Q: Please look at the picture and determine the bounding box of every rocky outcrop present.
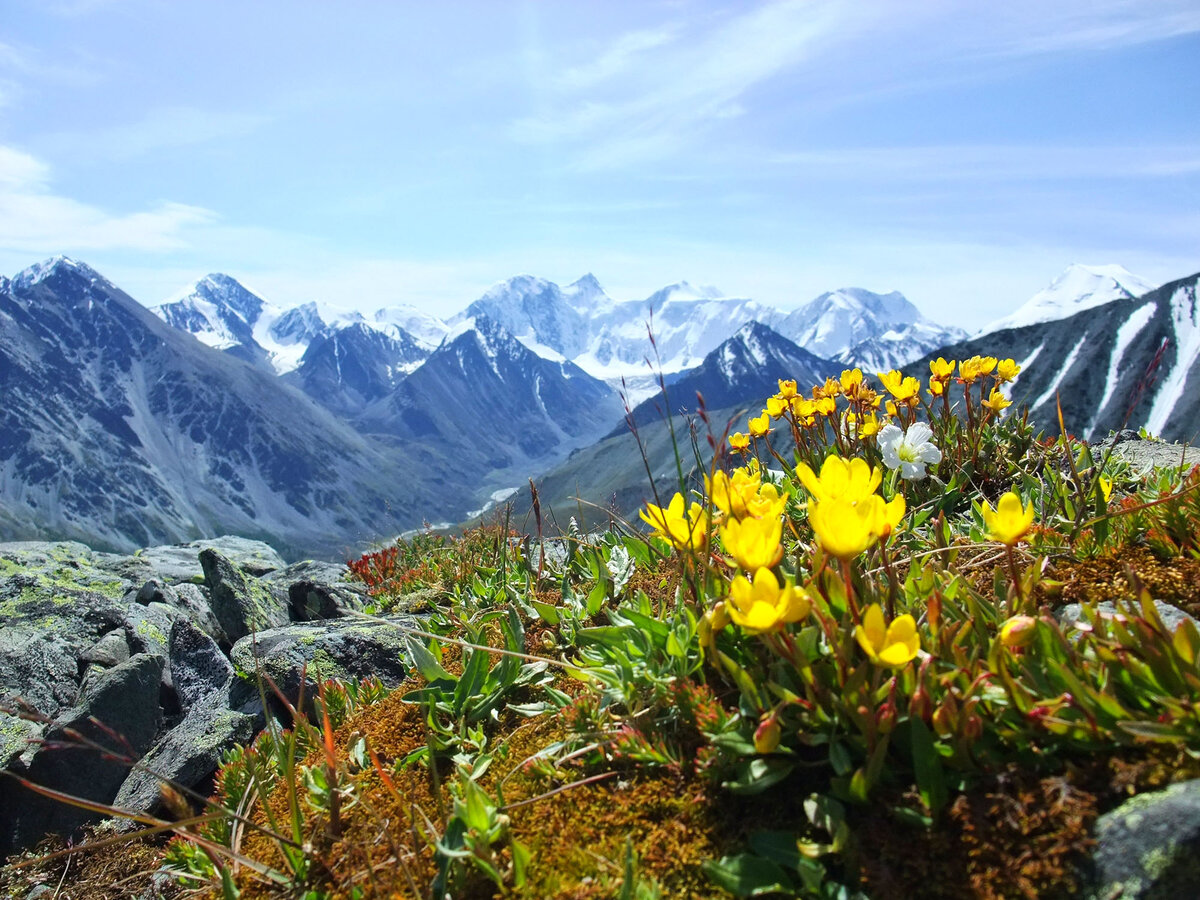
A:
[0,535,416,858]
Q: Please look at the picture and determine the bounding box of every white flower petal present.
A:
[906,422,934,445]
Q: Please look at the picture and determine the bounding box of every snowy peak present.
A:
[153,273,267,354]
[776,286,945,362]
[982,264,1158,334]
[643,280,724,310]
[12,256,101,291]
[372,304,449,349]
[269,301,327,347]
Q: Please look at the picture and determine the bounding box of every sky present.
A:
[1,0,1198,331]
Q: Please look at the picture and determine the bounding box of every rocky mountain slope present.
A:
[0,258,443,556]
[908,272,1200,443]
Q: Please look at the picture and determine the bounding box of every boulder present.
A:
[1092,432,1200,474]
[262,559,368,619]
[81,629,132,668]
[134,537,287,585]
[112,685,258,821]
[200,549,290,645]
[136,578,225,643]
[1084,779,1200,899]
[170,618,233,714]
[0,553,130,719]
[229,617,416,705]
[1,653,163,855]
[1056,600,1199,635]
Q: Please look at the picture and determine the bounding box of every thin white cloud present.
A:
[0,143,216,252]
[557,26,681,91]
[511,0,845,168]
[770,144,1200,182]
[985,2,1200,56]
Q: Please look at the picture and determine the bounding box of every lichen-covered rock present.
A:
[1,653,163,855]
[81,628,132,668]
[135,537,287,585]
[0,549,131,719]
[1056,600,1199,635]
[112,686,257,820]
[200,549,290,645]
[1092,432,1200,474]
[262,559,367,620]
[1083,779,1200,899]
[170,618,233,714]
[136,578,225,642]
[0,710,41,772]
[229,617,416,704]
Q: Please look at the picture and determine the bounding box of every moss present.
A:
[135,618,167,646]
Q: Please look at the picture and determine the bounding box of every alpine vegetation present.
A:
[6,349,1200,899]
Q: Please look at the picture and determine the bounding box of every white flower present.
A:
[878,422,942,480]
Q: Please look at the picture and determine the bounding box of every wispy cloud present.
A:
[510,0,845,169]
[770,144,1200,182]
[984,2,1200,56]
[0,144,216,252]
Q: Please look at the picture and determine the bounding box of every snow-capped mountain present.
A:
[0,258,445,555]
[452,274,959,403]
[152,274,338,375]
[372,303,449,349]
[283,322,429,417]
[621,321,839,432]
[775,287,966,369]
[980,264,1158,335]
[355,315,625,500]
[908,271,1200,442]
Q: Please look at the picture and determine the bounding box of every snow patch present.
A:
[1089,302,1156,437]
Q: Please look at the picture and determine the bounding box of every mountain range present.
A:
[2,255,1195,555]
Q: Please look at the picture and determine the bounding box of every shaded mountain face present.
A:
[0,258,440,557]
[620,321,840,433]
[354,315,625,496]
[282,322,428,417]
[906,273,1200,443]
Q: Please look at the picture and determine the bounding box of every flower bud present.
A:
[754,714,781,754]
[999,615,1037,649]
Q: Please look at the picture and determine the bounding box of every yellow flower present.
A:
[796,455,882,505]
[728,432,750,452]
[878,370,921,404]
[790,396,816,420]
[727,568,811,633]
[766,395,788,418]
[748,411,770,437]
[706,467,757,517]
[929,357,956,380]
[982,491,1035,546]
[809,495,884,560]
[928,378,946,398]
[996,358,1021,382]
[998,615,1037,649]
[1099,475,1113,503]
[815,396,838,417]
[640,493,709,553]
[873,493,906,540]
[722,514,784,571]
[980,388,1012,413]
[855,604,920,668]
[839,368,863,396]
[960,355,998,383]
[698,602,730,652]
[814,376,842,399]
[777,379,797,399]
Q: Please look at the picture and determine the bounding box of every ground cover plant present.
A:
[6,355,1200,899]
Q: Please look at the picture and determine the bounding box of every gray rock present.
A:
[1092,433,1200,474]
[0,709,41,772]
[135,537,287,585]
[124,602,181,660]
[1056,600,1199,635]
[136,578,225,642]
[112,687,257,821]
[200,549,290,645]
[1084,779,1200,899]
[81,628,132,668]
[0,554,130,719]
[229,616,417,705]
[262,559,367,620]
[170,618,233,714]
[1,653,164,854]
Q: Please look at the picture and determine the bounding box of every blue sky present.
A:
[1,0,1197,330]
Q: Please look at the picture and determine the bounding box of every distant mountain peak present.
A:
[981,263,1157,334]
[12,256,99,290]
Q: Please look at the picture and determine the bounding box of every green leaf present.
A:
[747,830,803,870]
[909,717,947,814]
[586,580,608,616]
[529,598,560,625]
[703,854,792,897]
[511,838,530,888]
[724,757,795,795]
[403,636,453,684]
